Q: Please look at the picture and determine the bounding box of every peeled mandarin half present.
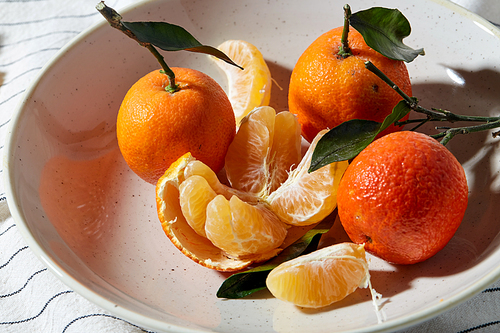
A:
[156,153,256,271]
[266,242,370,308]
[212,40,272,126]
[268,130,349,226]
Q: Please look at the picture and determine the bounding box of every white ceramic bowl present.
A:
[5,0,500,332]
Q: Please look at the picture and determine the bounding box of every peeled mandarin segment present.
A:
[156,154,254,272]
[179,175,217,238]
[184,160,260,204]
[269,130,349,226]
[213,40,272,125]
[205,195,287,259]
[158,152,195,188]
[266,243,370,308]
[268,111,302,193]
[184,160,221,191]
[225,106,276,195]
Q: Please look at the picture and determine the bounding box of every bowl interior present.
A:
[6,0,500,332]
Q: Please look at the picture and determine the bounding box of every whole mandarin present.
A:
[289,26,412,142]
[337,131,468,265]
[117,67,236,184]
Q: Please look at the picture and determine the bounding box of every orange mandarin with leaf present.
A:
[117,67,235,184]
[288,26,412,142]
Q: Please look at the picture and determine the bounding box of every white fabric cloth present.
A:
[0,1,499,332]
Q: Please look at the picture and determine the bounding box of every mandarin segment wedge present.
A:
[179,175,217,238]
[269,130,349,226]
[212,40,272,126]
[266,242,370,308]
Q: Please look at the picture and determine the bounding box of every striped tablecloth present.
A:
[1,1,500,332]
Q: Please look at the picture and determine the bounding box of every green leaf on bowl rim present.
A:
[122,21,243,69]
[350,7,425,62]
[216,217,335,299]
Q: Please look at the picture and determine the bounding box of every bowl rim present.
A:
[4,0,500,332]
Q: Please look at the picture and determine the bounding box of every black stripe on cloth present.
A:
[0,224,16,237]
[0,290,74,325]
[483,287,500,293]
[0,119,11,128]
[0,90,25,106]
[0,246,28,269]
[0,47,61,67]
[62,314,157,333]
[0,195,6,200]
[0,12,98,26]
[1,67,42,86]
[0,268,47,298]
[0,31,79,48]
[457,321,500,333]
[0,0,45,3]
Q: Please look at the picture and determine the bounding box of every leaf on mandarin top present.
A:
[216,218,335,299]
[122,21,243,69]
[309,100,412,172]
[350,7,425,62]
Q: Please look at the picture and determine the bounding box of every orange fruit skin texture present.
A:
[117,68,236,184]
[288,27,412,143]
[337,131,468,265]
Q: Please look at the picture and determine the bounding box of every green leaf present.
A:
[309,119,380,172]
[216,218,335,299]
[350,7,424,62]
[122,21,243,69]
[308,100,412,172]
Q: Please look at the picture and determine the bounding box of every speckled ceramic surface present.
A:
[5,0,500,332]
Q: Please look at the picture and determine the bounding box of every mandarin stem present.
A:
[431,120,500,145]
[364,60,500,144]
[364,61,414,105]
[339,4,352,57]
[96,1,179,92]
